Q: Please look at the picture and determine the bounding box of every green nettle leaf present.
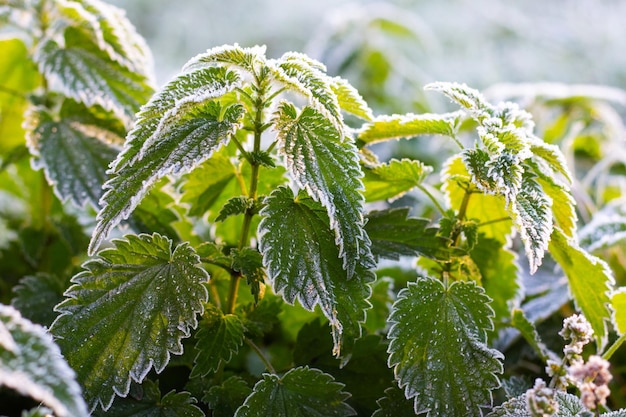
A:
[51,233,208,411]
[274,103,367,278]
[182,44,266,74]
[358,112,461,145]
[486,391,587,417]
[216,196,255,222]
[191,304,245,378]
[579,198,626,252]
[91,98,244,254]
[387,276,503,417]
[35,27,153,121]
[234,366,356,417]
[425,82,489,114]
[0,305,89,417]
[92,380,203,417]
[365,207,454,261]
[11,273,66,327]
[535,174,576,238]
[612,288,626,335]
[372,386,416,417]
[510,309,558,363]
[231,247,266,302]
[362,158,433,202]
[203,376,252,417]
[330,76,373,121]
[259,187,374,357]
[126,186,180,240]
[548,228,614,349]
[26,108,120,207]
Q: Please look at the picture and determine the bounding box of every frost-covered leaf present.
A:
[528,136,572,184]
[91,100,244,254]
[191,304,245,378]
[203,376,252,417]
[11,273,65,327]
[579,198,626,252]
[92,380,203,417]
[362,158,432,202]
[216,196,255,222]
[26,107,120,208]
[511,309,558,363]
[425,82,490,114]
[330,76,373,121]
[358,112,461,145]
[365,207,454,261]
[36,27,153,121]
[612,288,626,335]
[486,391,587,417]
[259,187,374,358]
[549,228,614,349]
[183,44,266,73]
[0,304,89,417]
[387,276,503,417]
[372,386,416,417]
[535,173,577,238]
[274,103,367,278]
[51,233,208,411]
[234,366,356,417]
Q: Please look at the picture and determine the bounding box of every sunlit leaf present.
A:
[51,233,208,411]
[510,309,558,363]
[0,304,89,417]
[362,158,432,202]
[330,76,373,121]
[183,44,267,74]
[274,103,367,278]
[548,227,614,349]
[579,198,626,252]
[216,196,255,222]
[425,82,490,114]
[358,112,461,145]
[387,276,503,417]
[611,288,626,335]
[234,366,356,417]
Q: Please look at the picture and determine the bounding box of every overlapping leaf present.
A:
[549,228,614,349]
[11,273,65,327]
[259,187,374,358]
[0,304,89,417]
[234,366,356,417]
[510,309,558,363]
[51,233,208,411]
[425,82,490,114]
[273,103,367,278]
[579,198,626,252]
[387,276,503,417]
[362,158,432,202]
[372,386,416,417]
[358,112,461,145]
[487,391,587,417]
[330,76,373,121]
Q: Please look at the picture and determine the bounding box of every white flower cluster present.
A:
[526,378,559,417]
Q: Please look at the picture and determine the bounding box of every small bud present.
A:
[568,355,612,410]
[526,378,559,417]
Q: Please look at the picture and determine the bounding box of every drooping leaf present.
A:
[548,227,614,349]
[92,380,203,417]
[191,304,245,378]
[259,187,374,358]
[273,103,367,278]
[231,247,266,303]
[234,366,356,417]
[510,309,558,363]
[371,386,416,417]
[51,233,208,411]
[26,107,120,208]
[365,207,454,261]
[36,27,153,121]
[611,288,626,335]
[91,100,244,254]
[387,276,503,417]
[330,76,373,121]
[203,376,252,417]
[358,112,461,145]
[11,273,66,327]
[362,158,432,202]
[0,304,89,417]
[486,391,587,417]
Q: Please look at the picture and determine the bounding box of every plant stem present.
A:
[416,184,446,216]
[603,333,626,361]
[245,338,276,374]
[478,216,511,228]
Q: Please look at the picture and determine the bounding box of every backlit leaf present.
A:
[387,276,503,417]
[51,233,208,411]
[612,288,626,335]
[259,187,374,358]
[183,44,266,74]
[273,103,367,278]
[358,112,461,145]
[234,366,356,417]
[362,158,432,202]
[191,304,245,378]
[231,247,266,303]
[0,304,89,417]
[216,196,255,222]
[548,227,614,349]
[330,76,373,121]
[425,82,490,114]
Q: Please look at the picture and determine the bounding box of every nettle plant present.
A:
[1,1,626,416]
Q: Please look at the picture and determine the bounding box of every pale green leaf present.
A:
[579,198,626,252]
[273,103,367,278]
[330,76,373,121]
[11,273,65,327]
[191,304,245,378]
[528,135,573,184]
[234,366,356,417]
[36,27,153,121]
[511,309,558,363]
[548,227,614,349]
[0,304,89,417]
[259,187,374,358]
[425,82,490,114]
[183,44,267,74]
[365,207,454,261]
[91,101,244,254]
[203,376,252,417]
[358,112,461,145]
[535,173,577,238]
[611,288,626,335]
[362,158,432,202]
[92,380,203,417]
[387,276,503,417]
[51,233,208,411]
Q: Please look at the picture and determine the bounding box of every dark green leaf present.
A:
[372,386,416,417]
[191,304,245,378]
[0,305,89,417]
[259,187,374,358]
[365,207,454,261]
[358,112,460,145]
[11,273,66,327]
[364,277,394,334]
[51,233,208,411]
[362,158,432,202]
[511,309,558,363]
[231,247,266,303]
[239,294,283,338]
[216,197,255,222]
[387,276,503,417]
[126,186,180,240]
[273,103,368,278]
[203,376,252,417]
[234,366,356,417]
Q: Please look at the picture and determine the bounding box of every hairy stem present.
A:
[245,338,276,374]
